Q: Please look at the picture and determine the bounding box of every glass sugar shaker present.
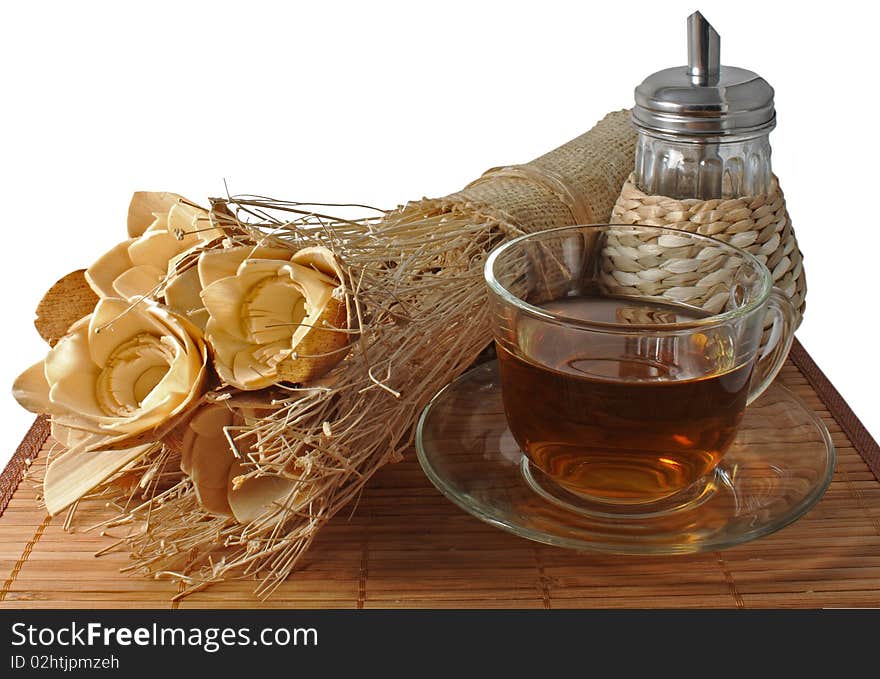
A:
[632,11,776,200]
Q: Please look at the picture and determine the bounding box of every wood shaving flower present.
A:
[199,246,351,390]
[13,297,208,454]
[86,192,224,328]
[181,403,296,521]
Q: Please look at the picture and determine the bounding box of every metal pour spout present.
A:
[688,11,720,86]
[632,11,776,199]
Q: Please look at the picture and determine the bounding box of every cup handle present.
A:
[746,288,797,406]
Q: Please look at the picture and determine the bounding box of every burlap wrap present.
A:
[406,110,636,237]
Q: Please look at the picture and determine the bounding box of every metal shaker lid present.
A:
[632,11,776,137]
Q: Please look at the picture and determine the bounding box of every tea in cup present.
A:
[485,224,795,508]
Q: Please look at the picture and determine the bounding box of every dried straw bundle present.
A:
[28,110,636,598]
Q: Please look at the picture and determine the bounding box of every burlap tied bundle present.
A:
[609,174,807,324]
[406,109,636,238]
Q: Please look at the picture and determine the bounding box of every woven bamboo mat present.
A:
[1,339,878,609]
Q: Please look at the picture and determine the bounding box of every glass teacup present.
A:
[485,224,796,511]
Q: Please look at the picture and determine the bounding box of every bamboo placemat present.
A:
[1,339,878,609]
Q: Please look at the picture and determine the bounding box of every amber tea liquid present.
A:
[497,296,754,504]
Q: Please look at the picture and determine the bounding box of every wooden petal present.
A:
[127,231,188,269]
[43,443,152,516]
[276,293,350,384]
[200,272,253,338]
[180,426,195,476]
[111,265,165,300]
[188,406,235,517]
[34,270,99,346]
[166,203,223,243]
[50,420,81,449]
[127,192,185,238]
[231,340,288,390]
[189,308,210,329]
[43,317,105,420]
[163,267,206,329]
[188,403,234,437]
[194,483,232,518]
[12,361,53,415]
[291,246,346,284]
[204,322,265,389]
[85,241,136,299]
[197,246,292,289]
[87,406,186,452]
[227,461,296,523]
[291,244,355,342]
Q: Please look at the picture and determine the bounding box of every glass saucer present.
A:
[415,361,835,555]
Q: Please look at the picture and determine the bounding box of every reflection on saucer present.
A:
[415,361,834,555]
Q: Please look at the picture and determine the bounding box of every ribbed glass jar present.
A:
[634,129,773,200]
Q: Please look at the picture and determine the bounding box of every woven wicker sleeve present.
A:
[611,174,807,322]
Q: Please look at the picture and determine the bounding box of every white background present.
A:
[1,0,877,468]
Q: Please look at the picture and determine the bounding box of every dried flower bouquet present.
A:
[12,111,635,598]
